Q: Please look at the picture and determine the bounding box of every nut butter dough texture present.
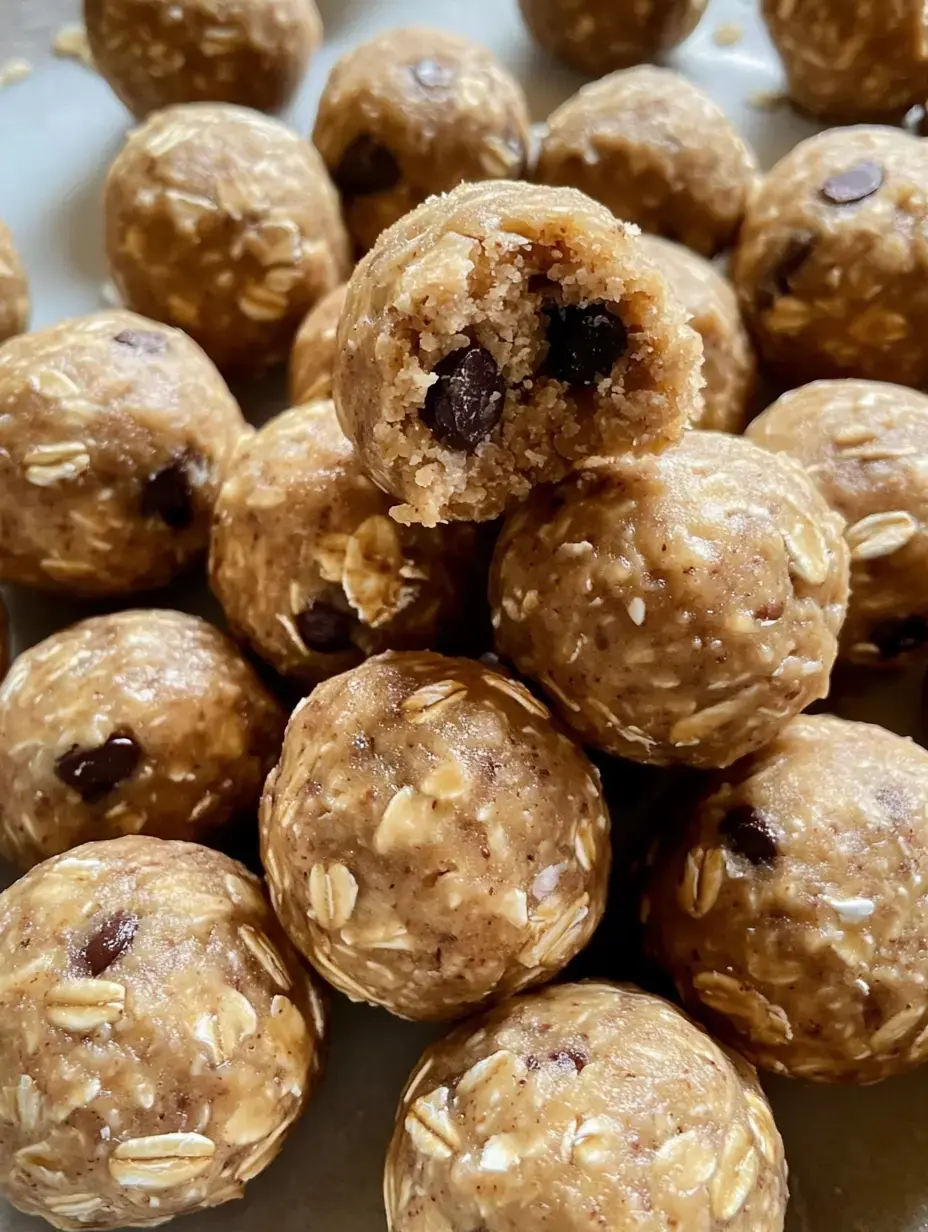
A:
[105,103,350,374]
[733,126,928,390]
[289,283,347,405]
[748,379,928,666]
[491,431,849,768]
[335,180,702,526]
[536,68,758,258]
[647,715,928,1083]
[0,310,245,597]
[385,981,788,1232]
[85,0,323,118]
[0,610,285,869]
[0,218,29,345]
[0,836,325,1230]
[261,652,611,1020]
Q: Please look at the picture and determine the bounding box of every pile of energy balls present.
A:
[1,0,928,1228]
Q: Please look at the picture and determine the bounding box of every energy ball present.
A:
[0,836,325,1229]
[289,283,346,405]
[639,235,755,432]
[85,0,323,118]
[733,126,928,390]
[0,310,245,596]
[105,103,350,375]
[646,715,928,1083]
[0,610,285,870]
[385,982,788,1232]
[536,68,758,258]
[335,180,702,526]
[748,380,928,666]
[491,431,849,768]
[0,218,29,345]
[517,0,708,76]
[313,27,530,254]
[261,652,611,1020]
[209,401,484,685]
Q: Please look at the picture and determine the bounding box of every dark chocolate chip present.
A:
[411,58,454,89]
[113,329,167,354]
[872,614,928,659]
[756,235,815,311]
[295,602,355,653]
[754,600,785,623]
[821,161,884,206]
[420,345,506,452]
[333,134,402,196]
[55,733,143,803]
[140,458,194,529]
[549,1048,589,1072]
[719,805,778,866]
[542,302,628,386]
[82,912,139,976]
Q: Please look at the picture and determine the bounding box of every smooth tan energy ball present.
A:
[105,103,350,375]
[0,610,285,869]
[85,0,323,118]
[289,283,346,405]
[0,836,325,1230]
[0,218,29,345]
[491,431,849,768]
[385,982,788,1232]
[261,652,611,1021]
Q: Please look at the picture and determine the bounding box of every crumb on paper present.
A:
[750,88,788,111]
[0,59,33,89]
[713,23,744,48]
[53,24,95,69]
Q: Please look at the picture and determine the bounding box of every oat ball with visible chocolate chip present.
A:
[289,283,346,405]
[491,431,849,768]
[312,27,530,255]
[646,715,928,1083]
[0,310,246,596]
[0,218,29,345]
[0,610,285,870]
[261,651,611,1020]
[0,835,325,1229]
[85,0,322,118]
[105,103,350,375]
[335,180,702,526]
[748,380,928,666]
[209,400,485,686]
[386,981,787,1232]
[733,126,928,389]
[536,68,758,258]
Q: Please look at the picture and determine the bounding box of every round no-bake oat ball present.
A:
[0,310,245,596]
[104,103,350,374]
[313,27,530,255]
[209,400,484,685]
[0,218,29,345]
[385,981,788,1232]
[261,652,611,1020]
[536,68,758,258]
[748,380,928,666]
[517,0,708,76]
[0,836,325,1230]
[85,0,323,118]
[289,283,346,405]
[733,125,928,389]
[646,715,928,1083]
[335,180,702,526]
[491,431,849,768]
[0,610,284,869]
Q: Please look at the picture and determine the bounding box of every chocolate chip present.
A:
[756,235,815,311]
[421,345,506,452]
[55,733,143,803]
[333,134,402,196]
[82,912,139,976]
[754,600,785,623]
[720,805,778,866]
[821,161,884,205]
[140,458,194,529]
[872,614,928,659]
[549,1048,589,1072]
[542,302,628,386]
[295,602,355,653]
[113,329,167,354]
[411,58,454,89]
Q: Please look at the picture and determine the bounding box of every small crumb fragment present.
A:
[713,23,744,48]
[53,24,95,69]
[749,89,787,112]
[0,58,33,89]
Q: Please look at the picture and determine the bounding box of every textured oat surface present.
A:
[288,283,346,405]
[0,220,29,346]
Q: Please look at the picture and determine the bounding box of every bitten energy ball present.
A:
[0,610,284,869]
[748,380,928,666]
[491,431,849,768]
[313,27,530,254]
[0,836,325,1229]
[85,0,323,118]
[385,982,788,1231]
[733,126,928,389]
[537,68,758,258]
[105,103,350,374]
[289,283,346,405]
[335,180,702,526]
[210,401,483,685]
[647,715,928,1083]
[518,0,708,76]
[0,310,245,596]
[0,218,29,345]
[639,235,755,432]
[261,652,610,1020]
